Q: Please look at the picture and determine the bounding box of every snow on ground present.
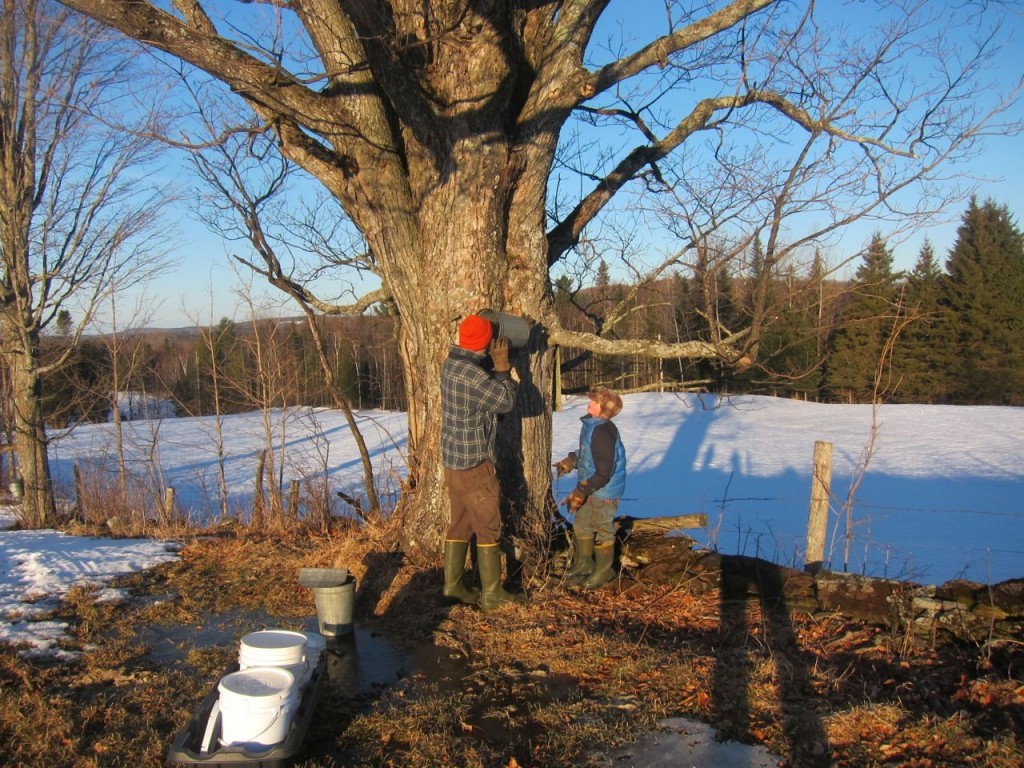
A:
[0,506,179,657]
[2,393,1023,656]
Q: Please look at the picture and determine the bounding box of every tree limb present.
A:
[541,307,748,365]
[588,0,777,96]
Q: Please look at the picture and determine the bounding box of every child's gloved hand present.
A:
[553,452,576,477]
[562,489,587,512]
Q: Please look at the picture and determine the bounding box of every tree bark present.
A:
[6,345,56,527]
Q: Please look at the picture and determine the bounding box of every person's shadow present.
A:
[714,554,832,767]
[612,394,832,765]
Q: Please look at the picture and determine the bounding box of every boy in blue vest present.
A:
[554,389,626,589]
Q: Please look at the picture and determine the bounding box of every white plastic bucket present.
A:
[299,632,326,687]
[239,630,308,688]
[217,667,297,749]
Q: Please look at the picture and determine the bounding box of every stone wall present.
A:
[617,531,1024,644]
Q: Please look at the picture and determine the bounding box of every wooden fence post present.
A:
[73,464,84,520]
[289,480,301,519]
[163,487,175,523]
[805,440,833,574]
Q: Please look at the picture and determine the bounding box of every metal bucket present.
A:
[312,579,355,636]
[479,308,531,348]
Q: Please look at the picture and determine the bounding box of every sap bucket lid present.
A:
[479,308,531,348]
[240,629,308,659]
[298,567,349,588]
[218,666,296,701]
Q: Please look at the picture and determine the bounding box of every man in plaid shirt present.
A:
[440,314,524,610]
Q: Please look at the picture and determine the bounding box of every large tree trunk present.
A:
[7,345,56,528]
[291,9,564,563]
[373,160,557,562]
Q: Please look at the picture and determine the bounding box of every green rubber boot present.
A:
[564,534,595,586]
[478,543,526,611]
[443,540,480,605]
[583,543,616,589]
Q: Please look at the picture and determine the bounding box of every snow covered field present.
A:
[44,394,1024,584]
[2,393,1022,654]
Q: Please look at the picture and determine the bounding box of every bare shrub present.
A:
[68,460,180,537]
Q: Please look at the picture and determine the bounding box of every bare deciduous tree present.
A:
[59,0,1021,556]
[104,290,153,517]
[0,0,170,526]
[186,121,383,517]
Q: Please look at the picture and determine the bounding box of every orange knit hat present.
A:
[459,315,493,352]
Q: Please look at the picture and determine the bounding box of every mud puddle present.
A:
[137,611,407,700]
[141,616,784,766]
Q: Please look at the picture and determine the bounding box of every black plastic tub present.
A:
[166,656,326,767]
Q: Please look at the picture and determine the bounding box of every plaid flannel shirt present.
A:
[441,345,517,470]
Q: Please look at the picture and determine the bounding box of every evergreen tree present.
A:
[940,198,1024,404]
[825,233,900,402]
[334,341,362,407]
[55,310,73,339]
[890,239,947,402]
[742,235,773,317]
[40,338,109,426]
[745,254,832,400]
[684,245,741,388]
[553,275,574,314]
[171,318,249,415]
[749,235,767,283]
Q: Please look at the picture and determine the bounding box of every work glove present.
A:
[553,452,577,478]
[562,488,587,513]
[490,336,511,373]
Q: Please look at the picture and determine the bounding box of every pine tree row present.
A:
[555,197,1024,406]
[825,197,1024,405]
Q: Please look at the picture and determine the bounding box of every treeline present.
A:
[28,314,405,428]
[557,197,1024,406]
[14,197,1024,430]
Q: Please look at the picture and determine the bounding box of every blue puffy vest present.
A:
[577,416,626,499]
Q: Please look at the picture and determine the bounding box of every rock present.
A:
[988,578,1024,615]
[612,528,1024,645]
[815,571,904,626]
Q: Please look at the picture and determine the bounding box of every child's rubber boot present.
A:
[583,543,616,589]
[565,535,595,587]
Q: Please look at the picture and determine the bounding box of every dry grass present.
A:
[0,528,1021,767]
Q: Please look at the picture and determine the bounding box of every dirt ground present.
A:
[1,529,1022,767]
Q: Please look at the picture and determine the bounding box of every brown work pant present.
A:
[444,460,501,545]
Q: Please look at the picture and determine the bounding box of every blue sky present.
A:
[128,1,1024,329]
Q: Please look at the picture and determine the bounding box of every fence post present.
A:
[289,480,301,518]
[805,440,832,574]
[73,464,84,520]
[163,487,175,523]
